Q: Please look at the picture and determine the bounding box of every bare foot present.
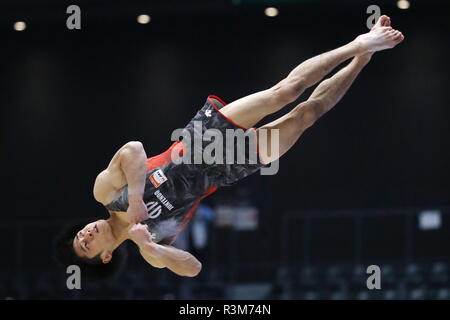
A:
[355,26,405,53]
[372,15,391,29]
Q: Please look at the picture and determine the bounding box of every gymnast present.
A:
[55,15,404,282]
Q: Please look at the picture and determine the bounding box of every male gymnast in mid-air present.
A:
[55,16,404,281]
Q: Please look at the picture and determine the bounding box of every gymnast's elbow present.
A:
[120,141,146,159]
[124,141,144,151]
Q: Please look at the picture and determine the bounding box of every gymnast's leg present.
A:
[220,15,401,130]
[256,52,373,164]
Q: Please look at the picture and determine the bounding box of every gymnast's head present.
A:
[53,219,127,283]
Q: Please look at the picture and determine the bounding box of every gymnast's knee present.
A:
[271,77,305,106]
[292,100,323,130]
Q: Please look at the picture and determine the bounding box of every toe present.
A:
[385,29,395,36]
[374,15,386,28]
[386,16,391,26]
[380,15,391,27]
[392,31,401,39]
[394,32,404,40]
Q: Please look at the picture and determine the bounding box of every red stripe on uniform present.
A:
[146,141,186,172]
[207,95,249,130]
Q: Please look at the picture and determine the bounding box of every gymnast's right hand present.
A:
[127,194,148,224]
[128,223,153,247]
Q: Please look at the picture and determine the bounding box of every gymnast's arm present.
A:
[93,141,149,223]
[93,141,147,204]
[130,224,202,277]
[139,243,202,277]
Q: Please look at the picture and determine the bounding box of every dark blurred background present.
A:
[1,0,449,300]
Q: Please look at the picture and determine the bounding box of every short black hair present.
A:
[53,221,128,286]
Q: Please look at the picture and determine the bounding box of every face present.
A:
[73,219,114,262]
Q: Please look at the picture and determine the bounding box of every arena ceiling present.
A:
[0,0,442,25]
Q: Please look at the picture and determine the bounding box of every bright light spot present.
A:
[265,7,279,17]
[14,21,26,31]
[137,14,151,24]
[419,210,442,230]
[397,0,410,9]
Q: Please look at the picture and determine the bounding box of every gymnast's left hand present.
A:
[128,223,153,247]
[127,193,148,224]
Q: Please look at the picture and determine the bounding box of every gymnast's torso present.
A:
[103,96,266,244]
[104,141,218,245]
